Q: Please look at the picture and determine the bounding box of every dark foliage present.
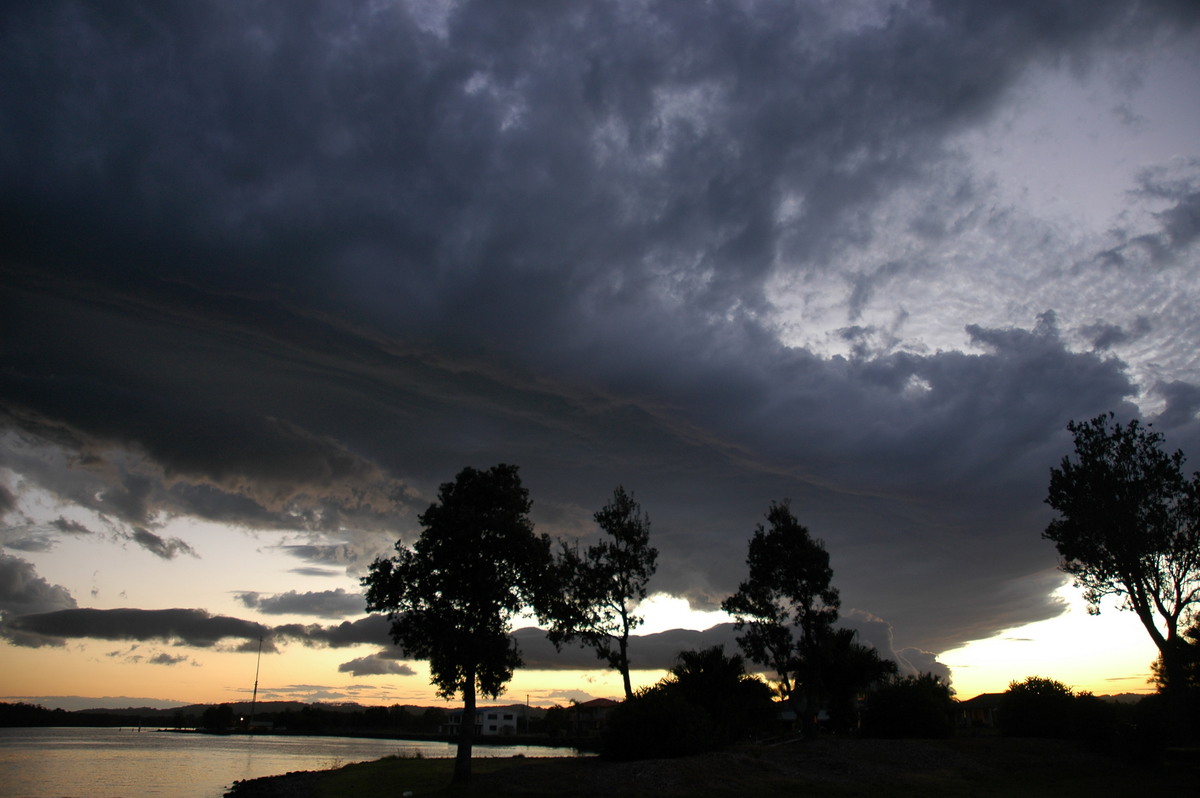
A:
[1151,620,1200,697]
[860,674,956,738]
[722,501,839,732]
[201,703,234,732]
[1044,414,1200,709]
[0,702,149,728]
[547,486,658,700]
[362,464,555,783]
[667,646,778,744]
[601,685,718,760]
[811,627,898,734]
[540,705,571,737]
[999,677,1076,738]
[601,646,777,759]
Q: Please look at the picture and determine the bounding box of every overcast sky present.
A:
[2,0,1199,707]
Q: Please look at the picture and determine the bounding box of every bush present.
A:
[999,677,1076,738]
[601,646,778,759]
[667,646,777,744]
[601,686,718,759]
[860,674,955,738]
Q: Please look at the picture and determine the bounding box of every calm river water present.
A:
[0,727,584,797]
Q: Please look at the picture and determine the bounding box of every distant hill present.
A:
[1,699,545,729]
[1096,693,1150,705]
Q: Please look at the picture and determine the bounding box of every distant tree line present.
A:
[0,700,459,737]
[0,702,151,728]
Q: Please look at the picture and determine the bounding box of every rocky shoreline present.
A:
[226,768,324,797]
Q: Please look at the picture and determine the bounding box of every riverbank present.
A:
[157,727,593,750]
[226,736,1199,797]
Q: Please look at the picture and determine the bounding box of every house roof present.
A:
[960,693,1004,708]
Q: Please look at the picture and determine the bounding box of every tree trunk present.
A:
[454,669,475,784]
[619,635,633,700]
[801,684,820,738]
[1160,643,1193,742]
[785,688,805,736]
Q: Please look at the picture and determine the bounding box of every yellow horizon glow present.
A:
[939,585,1159,699]
[2,584,1164,711]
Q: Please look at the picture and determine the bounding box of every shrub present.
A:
[601,685,718,759]
[860,674,955,738]
[667,646,777,744]
[999,676,1076,738]
[601,646,778,759]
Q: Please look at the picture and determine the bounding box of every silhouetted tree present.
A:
[1072,692,1123,752]
[200,703,234,732]
[861,674,956,738]
[420,706,447,732]
[812,627,898,733]
[363,705,390,728]
[602,684,716,760]
[602,646,775,759]
[667,645,778,744]
[722,500,839,734]
[362,464,553,784]
[1151,620,1200,693]
[548,486,657,700]
[1000,676,1076,738]
[1044,414,1200,721]
[541,704,570,736]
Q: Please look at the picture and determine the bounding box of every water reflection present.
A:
[0,727,585,798]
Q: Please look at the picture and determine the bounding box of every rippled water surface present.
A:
[0,726,581,797]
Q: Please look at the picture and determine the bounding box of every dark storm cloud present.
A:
[510,625,737,672]
[0,483,15,517]
[50,517,95,536]
[278,544,366,568]
[1,0,1198,662]
[290,567,343,578]
[104,645,195,667]
[838,610,952,684]
[273,614,393,649]
[1136,157,1200,251]
[130,528,197,560]
[1092,158,1200,268]
[511,614,948,680]
[0,554,78,642]
[1,537,56,554]
[1082,318,1152,351]
[338,654,418,677]
[0,605,397,651]
[237,588,364,619]
[148,652,192,666]
[3,608,268,649]
[1156,382,1200,432]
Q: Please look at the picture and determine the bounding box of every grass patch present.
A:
[250,737,1196,798]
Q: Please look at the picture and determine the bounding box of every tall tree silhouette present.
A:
[362,464,552,784]
[1044,413,1200,718]
[722,500,839,733]
[548,486,657,699]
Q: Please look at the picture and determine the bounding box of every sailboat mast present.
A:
[248,636,263,732]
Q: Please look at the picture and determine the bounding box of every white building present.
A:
[441,704,526,736]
